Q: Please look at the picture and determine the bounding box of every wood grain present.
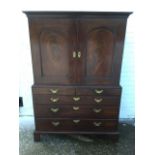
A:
[24,11,131,141]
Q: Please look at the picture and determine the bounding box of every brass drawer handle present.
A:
[52,121,60,126]
[50,108,59,113]
[93,122,102,127]
[73,106,79,111]
[73,119,80,123]
[94,98,103,103]
[77,51,81,58]
[93,108,102,113]
[50,89,59,94]
[94,89,104,94]
[50,97,59,103]
[73,51,76,58]
[73,96,80,102]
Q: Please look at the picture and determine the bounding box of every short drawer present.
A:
[76,87,121,96]
[34,104,119,119]
[33,95,120,106]
[32,86,75,95]
[35,118,118,132]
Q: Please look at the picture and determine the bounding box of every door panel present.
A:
[29,18,76,84]
[86,27,114,77]
[40,29,71,77]
[78,18,125,85]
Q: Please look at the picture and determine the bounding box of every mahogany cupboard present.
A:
[24,11,132,141]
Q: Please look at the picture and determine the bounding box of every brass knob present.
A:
[50,97,59,103]
[77,51,81,58]
[73,106,79,111]
[94,89,104,94]
[50,89,58,94]
[73,120,80,123]
[50,108,59,113]
[52,121,60,126]
[93,108,102,113]
[73,96,80,102]
[93,122,102,127]
[94,98,103,103]
[73,51,76,58]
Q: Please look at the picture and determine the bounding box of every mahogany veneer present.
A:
[24,11,132,141]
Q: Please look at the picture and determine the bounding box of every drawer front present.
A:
[32,86,75,95]
[35,105,119,119]
[36,118,118,132]
[76,87,121,96]
[33,95,73,104]
[33,94,120,105]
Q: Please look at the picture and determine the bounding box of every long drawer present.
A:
[34,104,119,119]
[35,118,118,132]
[33,94,120,105]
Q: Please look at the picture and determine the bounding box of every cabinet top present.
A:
[23,11,132,18]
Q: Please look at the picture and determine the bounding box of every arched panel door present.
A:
[30,19,76,84]
[78,20,116,85]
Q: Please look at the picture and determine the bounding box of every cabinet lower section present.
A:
[32,84,121,141]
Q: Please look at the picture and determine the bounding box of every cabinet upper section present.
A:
[24,11,132,85]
